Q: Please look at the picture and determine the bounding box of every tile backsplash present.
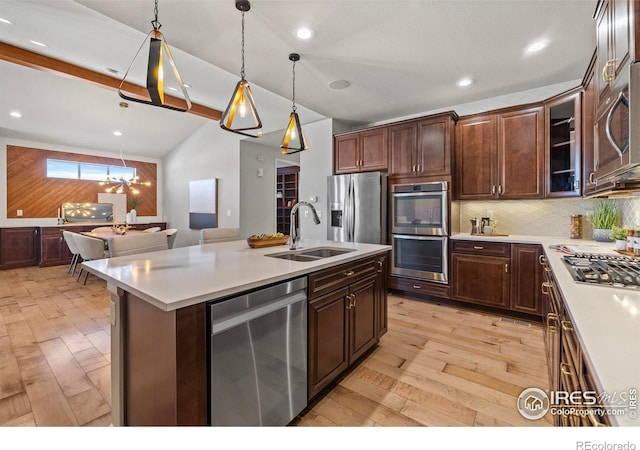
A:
[456,198,640,239]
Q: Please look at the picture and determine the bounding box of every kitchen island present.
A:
[453,234,640,427]
[81,238,391,426]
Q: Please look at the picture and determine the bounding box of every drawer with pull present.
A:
[308,256,378,299]
[451,239,510,257]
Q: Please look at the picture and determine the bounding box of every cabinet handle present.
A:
[589,172,595,185]
[345,294,353,309]
[412,285,421,289]
[498,185,503,194]
[412,165,416,172]
[544,266,552,273]
[34,229,38,236]
[504,263,509,273]
[541,281,550,295]
[574,179,580,191]
[602,58,616,83]
[417,164,422,172]
[491,185,496,194]
[377,260,383,273]
[538,255,546,265]
[344,270,355,276]
[473,246,484,250]
[351,293,357,308]
[547,312,558,332]
[560,362,575,377]
[561,320,573,332]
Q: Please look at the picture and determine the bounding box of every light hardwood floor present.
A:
[0,265,551,427]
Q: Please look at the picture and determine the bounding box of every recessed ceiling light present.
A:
[184,83,191,88]
[30,40,47,47]
[295,27,314,40]
[526,41,546,53]
[457,78,473,87]
[10,111,22,118]
[328,80,350,90]
[168,87,178,92]
[106,67,120,75]
[113,131,122,136]
[0,17,14,25]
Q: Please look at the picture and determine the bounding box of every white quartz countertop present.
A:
[81,238,391,312]
[454,233,640,426]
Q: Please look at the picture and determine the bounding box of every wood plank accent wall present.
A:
[6,145,157,218]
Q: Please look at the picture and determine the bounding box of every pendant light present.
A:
[281,53,308,154]
[118,0,191,112]
[99,102,152,195]
[219,0,263,138]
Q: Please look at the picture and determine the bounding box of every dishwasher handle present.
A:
[211,290,306,335]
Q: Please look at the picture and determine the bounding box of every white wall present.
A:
[163,122,243,247]
[239,140,299,238]
[0,135,163,227]
[298,119,335,240]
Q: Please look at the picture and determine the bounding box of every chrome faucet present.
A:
[289,201,321,250]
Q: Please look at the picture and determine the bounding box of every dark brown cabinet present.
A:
[545,89,582,197]
[389,113,456,178]
[334,128,388,174]
[40,227,74,267]
[510,244,543,315]
[595,0,635,110]
[450,247,510,309]
[307,254,387,400]
[540,255,610,427]
[0,227,40,269]
[450,240,544,315]
[455,106,544,200]
[375,253,388,338]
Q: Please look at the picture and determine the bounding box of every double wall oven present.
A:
[390,181,448,283]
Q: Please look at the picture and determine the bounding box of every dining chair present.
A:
[199,228,241,244]
[108,232,168,257]
[163,228,178,249]
[143,227,162,233]
[73,233,109,284]
[91,226,114,233]
[62,231,81,276]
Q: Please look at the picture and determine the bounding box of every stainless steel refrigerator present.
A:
[327,172,387,244]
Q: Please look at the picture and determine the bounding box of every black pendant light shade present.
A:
[118,0,191,112]
[220,0,263,138]
[281,53,308,154]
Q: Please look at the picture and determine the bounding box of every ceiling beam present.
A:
[0,42,222,122]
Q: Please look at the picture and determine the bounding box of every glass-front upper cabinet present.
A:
[544,89,582,197]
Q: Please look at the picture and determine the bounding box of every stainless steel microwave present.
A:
[594,61,640,183]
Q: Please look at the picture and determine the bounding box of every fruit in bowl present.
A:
[248,232,286,240]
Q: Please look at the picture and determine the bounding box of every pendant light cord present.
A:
[291,58,297,112]
[240,11,246,79]
[118,102,129,169]
[151,0,161,31]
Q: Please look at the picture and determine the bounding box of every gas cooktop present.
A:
[562,253,640,289]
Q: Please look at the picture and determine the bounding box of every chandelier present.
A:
[99,102,151,195]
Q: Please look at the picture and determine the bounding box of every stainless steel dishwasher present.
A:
[209,277,307,426]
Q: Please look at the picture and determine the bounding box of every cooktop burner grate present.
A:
[562,253,640,289]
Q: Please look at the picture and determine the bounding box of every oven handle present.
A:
[605,90,630,158]
[392,192,445,198]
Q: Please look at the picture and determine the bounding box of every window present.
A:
[46,159,136,181]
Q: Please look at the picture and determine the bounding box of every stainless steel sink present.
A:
[266,246,356,262]
[298,247,356,258]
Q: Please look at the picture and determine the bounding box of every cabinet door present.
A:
[450,252,510,309]
[0,228,40,269]
[611,0,631,82]
[455,116,497,200]
[41,233,65,266]
[510,244,543,315]
[348,276,378,363]
[416,118,451,177]
[360,128,388,172]
[375,254,388,339]
[334,134,360,174]
[308,287,349,400]
[596,0,612,104]
[497,106,544,199]
[545,92,582,198]
[583,55,599,196]
[388,123,417,176]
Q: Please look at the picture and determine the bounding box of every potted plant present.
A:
[590,202,621,242]
[128,196,144,223]
[610,226,628,250]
